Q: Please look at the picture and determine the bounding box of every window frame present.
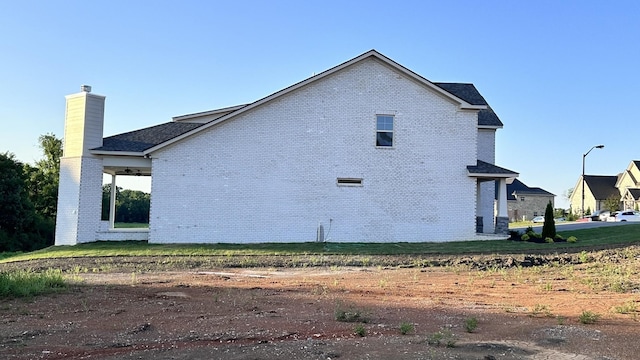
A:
[375,114,394,148]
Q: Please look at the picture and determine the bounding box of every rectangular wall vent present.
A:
[337,178,363,186]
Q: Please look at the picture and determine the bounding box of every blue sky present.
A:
[1,1,638,208]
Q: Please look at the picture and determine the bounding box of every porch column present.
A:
[109,174,117,229]
[495,178,509,234]
[476,181,483,233]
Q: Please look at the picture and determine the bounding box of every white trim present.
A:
[467,172,519,179]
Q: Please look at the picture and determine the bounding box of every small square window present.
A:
[520,196,525,202]
[376,115,394,147]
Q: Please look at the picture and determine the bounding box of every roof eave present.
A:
[90,150,146,157]
[468,172,519,179]
[478,125,502,130]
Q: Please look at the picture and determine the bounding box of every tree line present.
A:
[1,134,61,252]
[1,134,150,252]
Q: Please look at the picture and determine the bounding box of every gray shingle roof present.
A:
[93,122,205,152]
[467,160,518,176]
[506,178,554,201]
[583,175,619,200]
[433,83,503,127]
[628,188,640,200]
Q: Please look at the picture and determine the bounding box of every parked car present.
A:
[614,211,640,222]
[589,210,606,221]
[532,216,545,223]
[598,211,611,221]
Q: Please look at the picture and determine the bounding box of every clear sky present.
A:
[1,1,638,208]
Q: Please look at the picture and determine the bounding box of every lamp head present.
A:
[596,145,604,149]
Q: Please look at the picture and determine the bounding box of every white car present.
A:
[614,211,640,222]
[532,216,545,223]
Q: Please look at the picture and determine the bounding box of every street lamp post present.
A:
[582,144,605,218]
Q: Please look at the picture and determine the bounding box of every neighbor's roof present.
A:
[92,50,502,154]
[467,160,519,178]
[506,178,554,200]
[583,175,620,200]
[627,188,640,201]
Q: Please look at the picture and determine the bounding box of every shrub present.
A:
[335,302,369,323]
[427,329,456,347]
[541,201,556,240]
[521,234,530,241]
[508,230,522,241]
[400,322,414,335]
[554,234,565,242]
[579,311,600,324]
[545,237,554,243]
[567,236,578,243]
[354,324,366,337]
[464,317,478,333]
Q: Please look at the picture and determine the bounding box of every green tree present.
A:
[102,185,150,224]
[25,134,62,219]
[541,201,556,240]
[0,152,51,251]
[602,195,620,212]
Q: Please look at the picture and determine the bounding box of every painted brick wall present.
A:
[55,156,104,245]
[149,58,479,243]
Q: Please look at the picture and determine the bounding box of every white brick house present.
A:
[55,50,518,245]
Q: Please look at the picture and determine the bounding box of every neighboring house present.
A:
[569,175,620,215]
[615,161,640,211]
[504,178,554,221]
[54,50,518,246]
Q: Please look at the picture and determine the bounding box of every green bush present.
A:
[400,322,414,335]
[545,237,554,243]
[579,311,600,324]
[541,201,557,240]
[567,236,578,243]
[464,317,478,333]
[354,324,366,337]
[521,234,530,241]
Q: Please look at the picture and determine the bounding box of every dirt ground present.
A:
[1,256,639,359]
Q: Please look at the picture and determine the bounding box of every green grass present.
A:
[1,224,639,264]
[0,269,66,298]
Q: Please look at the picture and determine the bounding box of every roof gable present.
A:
[92,50,501,154]
[141,50,488,155]
[506,178,554,200]
[584,175,619,200]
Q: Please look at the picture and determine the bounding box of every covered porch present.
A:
[467,160,519,235]
[99,155,152,241]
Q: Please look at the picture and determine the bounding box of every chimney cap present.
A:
[81,85,92,93]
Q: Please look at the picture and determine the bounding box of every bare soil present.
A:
[1,251,639,360]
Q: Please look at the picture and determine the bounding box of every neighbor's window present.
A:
[376,115,394,147]
[520,196,525,202]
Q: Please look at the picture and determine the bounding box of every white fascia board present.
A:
[91,150,145,157]
[145,50,485,154]
[172,104,248,122]
[477,125,502,130]
[468,172,519,179]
